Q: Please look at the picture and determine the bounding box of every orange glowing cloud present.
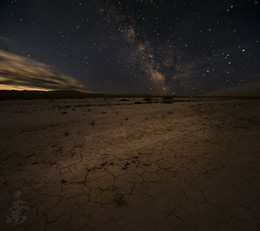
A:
[0,49,87,92]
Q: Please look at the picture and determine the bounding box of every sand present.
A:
[0,97,259,231]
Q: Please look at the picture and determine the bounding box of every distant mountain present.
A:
[0,90,88,100]
[204,82,260,97]
[0,90,154,100]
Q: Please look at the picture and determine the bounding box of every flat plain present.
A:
[0,97,259,231]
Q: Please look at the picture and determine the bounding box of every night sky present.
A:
[0,0,259,95]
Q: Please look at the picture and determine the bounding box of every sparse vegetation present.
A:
[143,97,153,103]
[64,131,69,136]
[61,179,68,185]
[113,192,126,206]
[162,96,174,104]
[57,105,72,110]
[162,100,174,104]
[90,120,95,125]
[164,96,174,100]
[125,116,128,121]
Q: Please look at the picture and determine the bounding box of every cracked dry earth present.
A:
[0,98,260,231]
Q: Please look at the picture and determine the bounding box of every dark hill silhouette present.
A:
[0,90,153,100]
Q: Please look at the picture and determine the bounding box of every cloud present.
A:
[0,36,18,49]
[0,49,87,91]
[204,81,260,96]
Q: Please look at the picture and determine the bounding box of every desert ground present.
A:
[0,97,259,231]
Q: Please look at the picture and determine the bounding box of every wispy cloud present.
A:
[0,49,87,91]
[204,80,260,96]
[0,36,18,49]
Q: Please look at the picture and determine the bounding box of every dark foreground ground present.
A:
[0,97,259,231]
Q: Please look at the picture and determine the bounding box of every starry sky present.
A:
[0,0,259,95]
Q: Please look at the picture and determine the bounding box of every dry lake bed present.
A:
[0,97,260,231]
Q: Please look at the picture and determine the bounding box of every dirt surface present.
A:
[0,98,260,231]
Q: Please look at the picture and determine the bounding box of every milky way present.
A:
[0,0,259,95]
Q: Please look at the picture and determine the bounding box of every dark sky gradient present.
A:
[0,0,259,95]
